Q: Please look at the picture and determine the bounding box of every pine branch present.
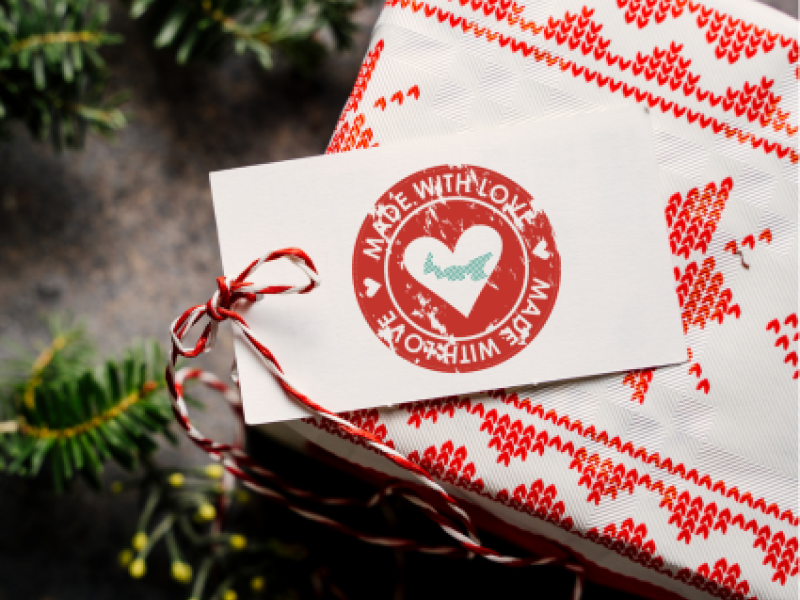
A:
[1,313,94,406]
[0,0,126,149]
[7,30,106,54]
[126,0,360,71]
[0,317,178,491]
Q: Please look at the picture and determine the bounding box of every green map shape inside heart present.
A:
[423,252,493,282]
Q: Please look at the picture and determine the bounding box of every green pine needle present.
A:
[126,0,360,71]
[1,0,365,150]
[0,0,126,150]
[0,317,179,491]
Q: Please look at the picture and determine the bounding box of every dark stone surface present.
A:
[0,1,795,599]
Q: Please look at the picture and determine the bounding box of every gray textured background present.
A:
[0,1,796,599]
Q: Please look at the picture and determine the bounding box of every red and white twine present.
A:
[167,248,584,597]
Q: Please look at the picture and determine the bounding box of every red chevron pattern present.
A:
[312,1,799,598]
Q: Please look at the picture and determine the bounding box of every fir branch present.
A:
[0,318,178,491]
[0,0,126,149]
[17,380,161,438]
[23,331,68,409]
[1,314,94,400]
[6,30,105,54]
[126,0,359,71]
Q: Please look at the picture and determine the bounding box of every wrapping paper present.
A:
[271,1,798,597]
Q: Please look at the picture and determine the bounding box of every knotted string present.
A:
[167,247,584,597]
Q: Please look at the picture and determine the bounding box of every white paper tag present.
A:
[210,107,686,424]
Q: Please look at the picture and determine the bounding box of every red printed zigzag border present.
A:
[384,0,799,163]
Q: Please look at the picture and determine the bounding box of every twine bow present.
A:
[167,247,584,599]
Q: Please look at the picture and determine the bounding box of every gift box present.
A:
[262,1,797,598]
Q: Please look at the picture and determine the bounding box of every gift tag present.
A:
[210,107,686,424]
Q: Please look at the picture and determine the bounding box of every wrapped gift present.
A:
[268,0,798,598]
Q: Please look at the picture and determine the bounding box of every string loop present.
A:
[167,247,584,598]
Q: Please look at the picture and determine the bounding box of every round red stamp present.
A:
[352,165,560,373]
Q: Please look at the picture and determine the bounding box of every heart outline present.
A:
[403,225,503,317]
